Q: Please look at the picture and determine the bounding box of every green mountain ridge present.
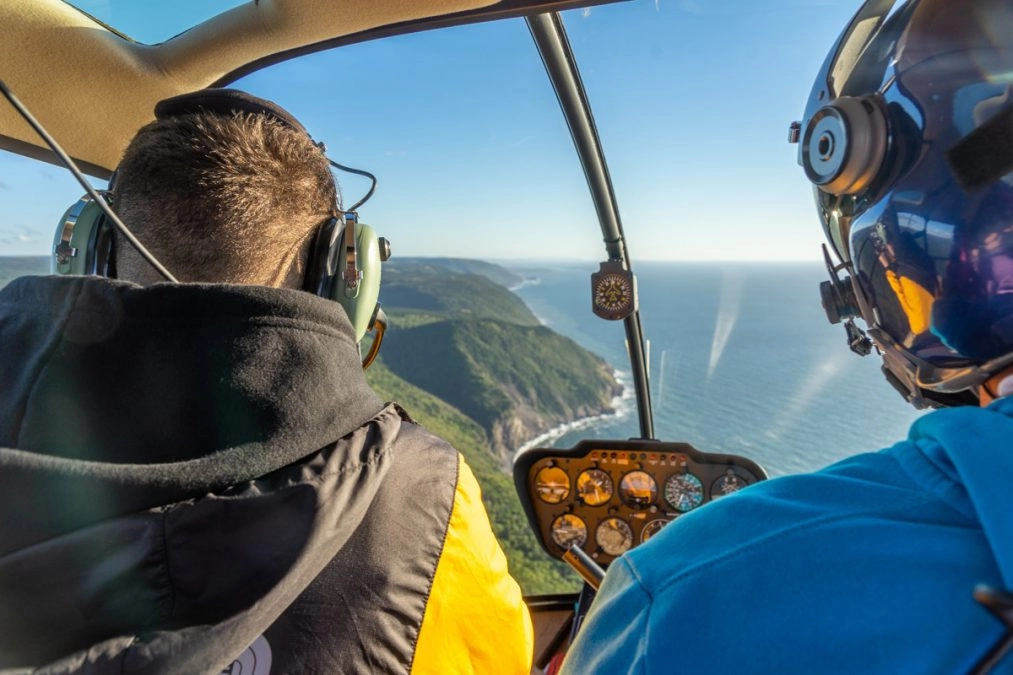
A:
[391,257,524,288]
[379,317,620,463]
[381,264,538,327]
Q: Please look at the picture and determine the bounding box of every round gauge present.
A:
[534,466,570,504]
[664,473,704,512]
[594,273,634,316]
[550,514,588,551]
[619,470,657,510]
[596,517,634,557]
[576,468,614,506]
[640,518,671,544]
[711,469,748,499]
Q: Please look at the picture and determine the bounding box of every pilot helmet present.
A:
[795,0,1013,408]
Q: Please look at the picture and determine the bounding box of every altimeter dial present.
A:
[664,472,704,512]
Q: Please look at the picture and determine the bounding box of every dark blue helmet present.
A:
[795,0,1013,408]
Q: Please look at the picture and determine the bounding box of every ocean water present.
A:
[507,260,925,477]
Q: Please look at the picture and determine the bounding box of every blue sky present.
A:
[0,0,860,261]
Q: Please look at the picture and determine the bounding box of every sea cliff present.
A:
[378,261,620,459]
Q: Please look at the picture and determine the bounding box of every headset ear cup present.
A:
[303,216,342,297]
[802,96,888,196]
[91,220,115,277]
[303,216,383,343]
[52,195,110,276]
[332,221,383,343]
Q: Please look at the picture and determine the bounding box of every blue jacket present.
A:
[562,398,1013,674]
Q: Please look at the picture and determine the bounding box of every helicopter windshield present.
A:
[61,0,249,43]
[0,1,925,597]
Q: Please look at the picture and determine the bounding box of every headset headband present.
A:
[154,89,311,137]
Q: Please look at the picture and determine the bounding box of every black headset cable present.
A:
[0,79,179,283]
[328,159,377,212]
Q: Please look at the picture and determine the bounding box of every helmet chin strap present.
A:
[998,374,1013,398]
[981,368,1013,405]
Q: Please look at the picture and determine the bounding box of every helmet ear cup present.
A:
[52,194,114,276]
[802,96,889,196]
[303,214,385,343]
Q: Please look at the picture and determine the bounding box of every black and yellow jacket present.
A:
[0,276,533,674]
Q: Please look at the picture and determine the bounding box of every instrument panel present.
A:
[514,439,767,565]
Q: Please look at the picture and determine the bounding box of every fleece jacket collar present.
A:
[0,275,384,555]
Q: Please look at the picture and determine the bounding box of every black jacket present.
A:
[0,276,519,674]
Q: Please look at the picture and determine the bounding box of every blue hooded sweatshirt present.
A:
[561,398,1013,674]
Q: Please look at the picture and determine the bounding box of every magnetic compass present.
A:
[591,261,637,320]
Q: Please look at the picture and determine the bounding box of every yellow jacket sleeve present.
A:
[412,454,534,674]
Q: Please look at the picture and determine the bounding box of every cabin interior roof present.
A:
[0,0,608,177]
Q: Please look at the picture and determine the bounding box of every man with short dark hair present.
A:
[113,110,335,287]
[0,90,533,673]
[560,0,1013,672]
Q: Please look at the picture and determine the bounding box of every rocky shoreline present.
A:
[510,368,632,458]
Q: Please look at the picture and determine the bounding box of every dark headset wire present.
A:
[0,79,179,283]
[328,159,377,212]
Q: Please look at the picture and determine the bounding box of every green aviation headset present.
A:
[50,89,389,367]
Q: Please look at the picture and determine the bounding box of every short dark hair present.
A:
[112,111,338,286]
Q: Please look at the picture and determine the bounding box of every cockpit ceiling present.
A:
[0,0,619,177]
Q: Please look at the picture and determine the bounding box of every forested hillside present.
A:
[381,318,619,461]
[365,360,577,594]
[369,259,621,593]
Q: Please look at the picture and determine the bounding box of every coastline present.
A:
[508,276,541,293]
[514,368,635,455]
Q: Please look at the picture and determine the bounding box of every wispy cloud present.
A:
[1,226,41,244]
[0,181,8,190]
